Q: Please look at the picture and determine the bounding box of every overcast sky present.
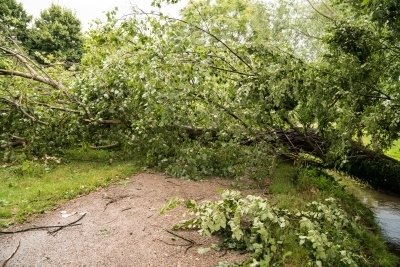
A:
[17,0,187,30]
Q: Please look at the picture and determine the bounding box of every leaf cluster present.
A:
[174,189,368,266]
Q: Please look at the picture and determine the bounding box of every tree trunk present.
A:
[184,126,400,195]
[274,129,400,195]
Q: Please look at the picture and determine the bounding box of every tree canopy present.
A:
[26,3,83,64]
[0,0,31,42]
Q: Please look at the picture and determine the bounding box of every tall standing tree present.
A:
[27,4,83,64]
[0,0,32,43]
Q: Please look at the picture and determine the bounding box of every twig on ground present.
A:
[103,194,130,211]
[215,181,228,186]
[157,238,192,248]
[0,213,86,235]
[166,180,180,186]
[48,213,87,236]
[121,207,132,212]
[163,229,197,253]
[164,229,195,244]
[219,248,228,257]
[0,240,20,267]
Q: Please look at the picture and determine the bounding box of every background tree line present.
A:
[0,0,83,64]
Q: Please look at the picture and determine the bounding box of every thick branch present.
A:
[0,141,25,149]
[0,69,66,90]
[0,46,37,75]
[0,47,90,118]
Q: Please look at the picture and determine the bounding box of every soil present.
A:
[0,173,267,267]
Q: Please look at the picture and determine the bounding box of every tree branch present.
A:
[132,10,254,71]
[0,69,66,90]
[83,119,123,124]
[38,103,81,114]
[0,96,48,125]
[89,143,121,150]
[0,46,37,75]
[306,0,335,21]
[1,240,20,267]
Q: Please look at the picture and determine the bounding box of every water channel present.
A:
[360,188,400,260]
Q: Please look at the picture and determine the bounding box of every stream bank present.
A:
[360,188,400,261]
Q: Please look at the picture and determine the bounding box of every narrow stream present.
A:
[360,189,400,258]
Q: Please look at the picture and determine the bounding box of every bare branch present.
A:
[306,0,335,21]
[84,119,123,124]
[1,141,25,149]
[1,240,20,267]
[0,96,48,125]
[0,46,90,118]
[0,46,37,75]
[90,143,121,149]
[38,103,81,114]
[0,69,66,90]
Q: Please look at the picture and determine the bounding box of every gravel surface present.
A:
[0,173,255,267]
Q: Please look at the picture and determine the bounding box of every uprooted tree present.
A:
[1,0,400,193]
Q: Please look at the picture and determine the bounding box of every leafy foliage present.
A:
[1,0,399,264]
[1,0,400,189]
[174,190,366,266]
[0,0,32,42]
[26,4,83,64]
[159,165,396,266]
[164,140,274,181]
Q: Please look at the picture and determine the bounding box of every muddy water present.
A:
[361,189,400,257]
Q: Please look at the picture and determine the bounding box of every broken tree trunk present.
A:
[274,129,400,195]
[184,126,400,195]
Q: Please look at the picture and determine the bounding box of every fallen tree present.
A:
[275,129,400,195]
[2,3,400,195]
[183,126,400,195]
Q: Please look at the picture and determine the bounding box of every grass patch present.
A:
[0,149,139,228]
[361,136,400,161]
[267,163,397,267]
[1,147,397,266]
[386,139,400,161]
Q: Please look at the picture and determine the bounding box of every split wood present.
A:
[0,213,86,236]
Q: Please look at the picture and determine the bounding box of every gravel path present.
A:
[0,173,251,267]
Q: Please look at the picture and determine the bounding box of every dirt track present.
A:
[0,173,254,267]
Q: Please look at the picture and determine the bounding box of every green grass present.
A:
[361,136,400,161]
[0,149,139,227]
[266,162,398,267]
[0,148,397,266]
[386,139,400,161]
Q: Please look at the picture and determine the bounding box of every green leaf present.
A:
[361,0,370,6]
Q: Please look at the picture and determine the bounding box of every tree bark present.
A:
[183,126,400,195]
